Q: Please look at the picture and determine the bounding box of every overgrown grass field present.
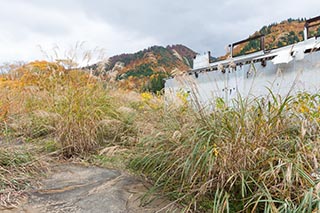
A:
[1,60,320,212]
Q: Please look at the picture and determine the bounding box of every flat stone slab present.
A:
[5,164,178,213]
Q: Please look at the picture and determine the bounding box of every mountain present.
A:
[231,18,320,57]
[97,44,196,92]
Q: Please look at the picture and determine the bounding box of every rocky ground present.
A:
[1,164,178,213]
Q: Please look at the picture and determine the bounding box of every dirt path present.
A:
[2,164,178,213]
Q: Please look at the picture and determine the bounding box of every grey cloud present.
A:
[77,0,320,56]
[0,0,319,62]
[0,0,71,40]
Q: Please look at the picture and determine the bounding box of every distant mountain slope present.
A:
[106,44,195,73]
[232,18,320,57]
[101,44,196,91]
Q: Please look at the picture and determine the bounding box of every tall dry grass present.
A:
[0,61,135,157]
[131,91,320,212]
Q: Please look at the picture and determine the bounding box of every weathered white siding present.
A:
[165,38,320,106]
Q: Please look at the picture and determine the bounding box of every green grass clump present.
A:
[131,92,320,212]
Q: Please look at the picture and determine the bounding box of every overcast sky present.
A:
[0,0,319,64]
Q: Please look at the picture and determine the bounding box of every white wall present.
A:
[165,39,320,107]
